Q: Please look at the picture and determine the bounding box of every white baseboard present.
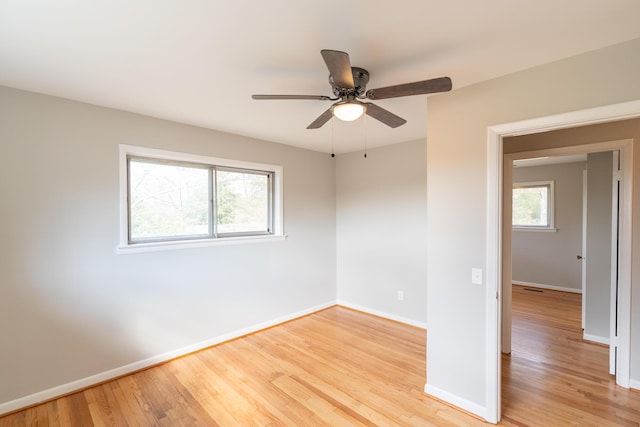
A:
[337,300,427,329]
[583,333,610,345]
[424,383,487,421]
[630,379,640,391]
[0,301,337,416]
[513,280,582,294]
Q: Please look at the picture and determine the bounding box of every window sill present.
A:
[117,234,287,254]
[512,227,558,233]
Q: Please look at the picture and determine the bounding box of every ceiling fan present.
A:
[252,49,452,129]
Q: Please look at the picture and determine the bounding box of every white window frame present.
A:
[118,145,285,254]
[512,180,556,231]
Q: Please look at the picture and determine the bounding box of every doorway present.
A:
[504,148,621,361]
[499,149,625,421]
[502,143,630,423]
[501,139,632,388]
[484,100,639,424]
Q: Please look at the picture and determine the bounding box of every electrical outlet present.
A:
[397,290,404,301]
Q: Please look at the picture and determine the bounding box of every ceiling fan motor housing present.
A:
[330,67,369,98]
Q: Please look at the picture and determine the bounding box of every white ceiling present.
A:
[1,1,639,154]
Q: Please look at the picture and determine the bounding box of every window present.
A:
[512,181,555,229]
[215,168,271,235]
[129,159,211,242]
[119,145,283,252]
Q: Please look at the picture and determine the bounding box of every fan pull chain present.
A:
[363,113,367,158]
[331,117,335,158]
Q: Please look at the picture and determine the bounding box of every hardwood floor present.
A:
[502,285,640,426]
[0,307,487,427]
[1,290,638,426]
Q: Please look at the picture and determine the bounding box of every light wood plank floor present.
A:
[0,307,487,426]
[1,289,639,426]
[502,285,640,426]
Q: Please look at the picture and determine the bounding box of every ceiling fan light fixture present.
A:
[332,102,365,121]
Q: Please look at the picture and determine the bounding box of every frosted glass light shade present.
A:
[333,102,365,121]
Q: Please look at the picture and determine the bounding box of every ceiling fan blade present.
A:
[321,50,354,89]
[307,108,334,129]
[366,77,452,100]
[364,103,407,128]
[252,94,332,100]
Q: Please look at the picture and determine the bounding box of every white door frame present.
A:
[485,99,639,424]
[610,150,622,375]
[582,168,588,331]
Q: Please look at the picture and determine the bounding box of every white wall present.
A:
[0,86,337,409]
[512,162,586,291]
[336,140,428,327]
[426,37,640,418]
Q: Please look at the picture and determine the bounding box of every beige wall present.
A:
[504,119,640,154]
[585,152,613,341]
[426,38,640,415]
[0,86,337,409]
[512,161,586,291]
[336,140,428,326]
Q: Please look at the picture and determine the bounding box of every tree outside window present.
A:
[513,181,554,229]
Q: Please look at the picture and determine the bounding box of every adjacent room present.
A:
[1,1,640,424]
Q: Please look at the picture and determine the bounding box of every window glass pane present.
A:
[129,160,210,240]
[216,170,269,234]
[513,185,549,227]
